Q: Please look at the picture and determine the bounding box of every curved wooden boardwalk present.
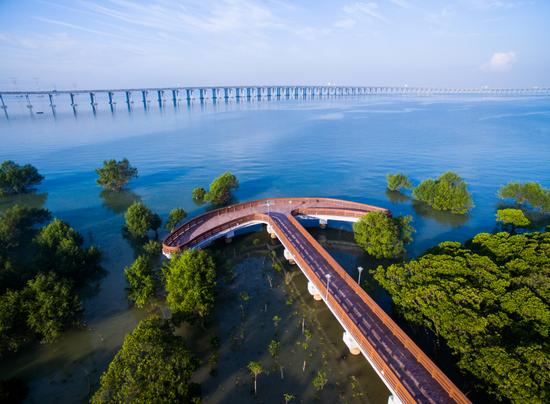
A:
[163,198,471,404]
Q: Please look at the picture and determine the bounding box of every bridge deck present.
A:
[163,198,471,404]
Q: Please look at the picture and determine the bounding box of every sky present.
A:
[0,0,548,91]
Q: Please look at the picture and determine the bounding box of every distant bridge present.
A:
[1,85,548,114]
[163,197,472,404]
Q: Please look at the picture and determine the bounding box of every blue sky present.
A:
[0,0,548,90]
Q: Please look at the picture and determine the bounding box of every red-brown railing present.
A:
[163,197,390,248]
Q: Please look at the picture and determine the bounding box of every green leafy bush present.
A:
[413,171,474,214]
[386,173,413,191]
[353,211,414,259]
[0,160,44,195]
[95,158,138,191]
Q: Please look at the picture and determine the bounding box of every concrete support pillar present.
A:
[267,87,272,97]
[225,230,234,243]
[294,87,299,96]
[224,88,230,99]
[284,249,296,265]
[125,91,133,104]
[256,87,262,98]
[246,88,251,98]
[108,92,116,104]
[266,225,277,239]
[90,92,97,105]
[0,94,7,109]
[48,94,56,108]
[142,91,149,105]
[199,89,205,100]
[70,93,78,106]
[343,332,361,355]
[173,90,180,104]
[236,88,242,99]
[319,218,328,229]
[25,94,33,109]
[308,281,322,301]
[212,88,218,99]
[186,89,193,101]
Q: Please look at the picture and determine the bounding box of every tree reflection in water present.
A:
[411,200,470,229]
[99,189,142,217]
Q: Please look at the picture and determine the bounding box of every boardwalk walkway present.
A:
[163,198,471,404]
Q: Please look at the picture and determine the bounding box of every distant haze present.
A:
[0,0,548,91]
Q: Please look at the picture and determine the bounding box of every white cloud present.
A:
[344,3,388,22]
[467,1,525,9]
[426,7,453,24]
[334,19,356,28]
[480,52,518,71]
[388,0,411,8]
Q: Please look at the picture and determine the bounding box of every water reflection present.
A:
[99,189,142,217]
[385,189,412,204]
[0,191,48,211]
[411,200,470,228]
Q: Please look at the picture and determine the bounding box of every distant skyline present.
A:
[1,0,548,91]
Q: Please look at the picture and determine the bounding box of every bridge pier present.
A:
[125,91,133,104]
[343,331,361,355]
[0,94,6,109]
[48,93,56,108]
[173,90,180,105]
[186,89,193,101]
[224,230,234,243]
[158,90,165,106]
[284,248,296,265]
[266,225,277,239]
[90,92,98,106]
[319,218,328,229]
[25,94,33,109]
[70,93,78,106]
[308,281,323,301]
[108,92,116,105]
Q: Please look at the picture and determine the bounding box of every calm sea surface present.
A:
[1,93,549,403]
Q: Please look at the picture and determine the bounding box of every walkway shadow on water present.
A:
[0,191,48,211]
[99,189,142,217]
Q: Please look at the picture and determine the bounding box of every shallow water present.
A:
[1,93,549,403]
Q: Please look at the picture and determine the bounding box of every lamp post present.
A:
[325,274,332,300]
[357,266,364,285]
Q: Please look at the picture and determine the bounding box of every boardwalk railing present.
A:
[163,197,389,249]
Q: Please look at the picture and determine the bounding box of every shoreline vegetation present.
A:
[1,161,549,403]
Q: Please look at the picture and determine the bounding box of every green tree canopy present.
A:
[0,273,83,354]
[165,207,187,232]
[124,202,163,238]
[32,218,103,282]
[91,316,201,404]
[192,187,206,200]
[162,249,217,325]
[23,273,83,344]
[496,209,531,235]
[0,160,44,196]
[248,361,266,397]
[353,211,415,259]
[387,173,413,191]
[124,255,162,309]
[0,205,51,251]
[413,171,474,214]
[497,181,550,213]
[204,172,239,205]
[95,158,138,191]
[372,232,550,403]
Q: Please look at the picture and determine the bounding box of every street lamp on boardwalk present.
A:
[357,266,364,285]
[325,274,332,300]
